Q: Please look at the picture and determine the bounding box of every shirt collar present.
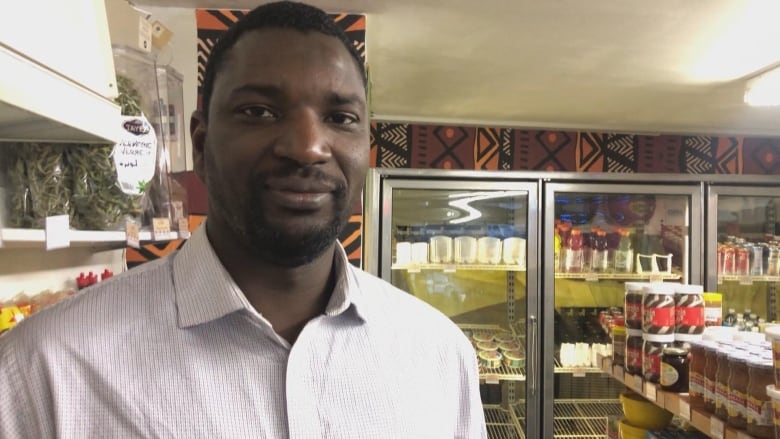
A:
[173,223,371,329]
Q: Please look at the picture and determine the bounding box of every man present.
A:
[0,2,486,437]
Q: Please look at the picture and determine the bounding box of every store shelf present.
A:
[0,43,120,143]
[484,404,525,439]
[461,324,527,382]
[553,356,604,375]
[392,262,526,272]
[0,228,180,249]
[512,399,622,438]
[555,272,682,281]
[718,274,780,284]
[599,355,758,439]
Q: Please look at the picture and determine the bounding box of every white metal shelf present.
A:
[513,400,622,439]
[484,405,525,439]
[555,272,682,281]
[392,262,526,272]
[0,228,179,249]
[718,274,780,283]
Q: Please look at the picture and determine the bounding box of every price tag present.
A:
[678,399,690,421]
[584,273,598,282]
[631,374,643,392]
[613,365,624,379]
[602,357,612,372]
[45,215,70,250]
[644,381,657,402]
[738,276,754,286]
[126,221,140,249]
[573,367,586,378]
[710,417,724,439]
[152,218,171,241]
[485,374,499,384]
[177,218,191,240]
[649,274,663,282]
[442,264,457,273]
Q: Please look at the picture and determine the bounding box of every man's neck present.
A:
[205,221,337,344]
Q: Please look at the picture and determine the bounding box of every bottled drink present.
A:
[723,308,738,327]
[559,222,572,272]
[582,228,596,272]
[565,228,584,273]
[592,229,609,272]
[614,229,633,273]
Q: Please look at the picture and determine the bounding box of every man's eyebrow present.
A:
[227,84,283,100]
[328,92,366,110]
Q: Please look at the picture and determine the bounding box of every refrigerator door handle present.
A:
[529,314,537,395]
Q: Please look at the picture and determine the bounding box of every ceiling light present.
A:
[745,66,780,106]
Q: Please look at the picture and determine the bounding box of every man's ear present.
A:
[190,110,207,183]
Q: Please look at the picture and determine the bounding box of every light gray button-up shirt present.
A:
[0,224,486,438]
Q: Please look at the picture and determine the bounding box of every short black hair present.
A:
[200,1,367,119]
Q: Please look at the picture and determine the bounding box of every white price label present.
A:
[710,417,724,439]
[644,381,657,402]
[152,218,171,241]
[485,374,499,385]
[45,215,70,250]
[678,399,690,421]
[177,218,191,239]
[584,273,598,282]
[573,367,586,378]
[126,221,140,249]
[631,374,643,392]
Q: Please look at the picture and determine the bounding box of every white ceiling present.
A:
[140,0,780,137]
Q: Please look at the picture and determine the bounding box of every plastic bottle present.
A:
[559,222,571,272]
[614,229,633,273]
[724,308,738,327]
[582,228,595,272]
[592,230,609,272]
[565,228,584,273]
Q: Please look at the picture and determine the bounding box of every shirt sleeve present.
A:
[0,334,37,439]
[455,335,488,439]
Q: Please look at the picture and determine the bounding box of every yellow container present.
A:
[619,391,673,430]
[618,418,648,439]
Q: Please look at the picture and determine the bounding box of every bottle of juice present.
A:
[559,222,572,272]
[565,228,584,273]
[592,229,609,272]
[614,229,633,273]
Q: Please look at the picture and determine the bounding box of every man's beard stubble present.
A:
[243,170,350,267]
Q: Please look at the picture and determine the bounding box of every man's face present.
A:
[193,29,369,266]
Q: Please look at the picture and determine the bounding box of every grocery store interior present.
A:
[2,1,780,438]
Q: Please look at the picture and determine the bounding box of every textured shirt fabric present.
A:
[0,224,487,438]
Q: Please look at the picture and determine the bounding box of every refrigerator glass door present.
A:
[363,169,539,439]
[543,182,702,438]
[707,186,780,324]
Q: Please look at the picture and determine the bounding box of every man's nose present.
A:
[273,110,332,166]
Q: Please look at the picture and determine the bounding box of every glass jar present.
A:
[660,346,689,392]
[643,333,674,383]
[611,325,626,367]
[689,340,707,408]
[747,358,774,438]
[715,348,734,420]
[726,352,749,429]
[704,342,720,413]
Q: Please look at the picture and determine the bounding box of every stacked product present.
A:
[763,326,780,439]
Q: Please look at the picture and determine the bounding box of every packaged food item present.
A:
[703,292,723,327]
[643,333,674,383]
[612,326,626,367]
[674,284,705,337]
[626,329,643,375]
[642,283,676,336]
[624,282,646,331]
[747,358,774,438]
[660,346,689,392]
[726,352,749,428]
[478,350,502,369]
[476,341,499,352]
[502,350,525,368]
[688,340,707,408]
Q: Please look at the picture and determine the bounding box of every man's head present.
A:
[191,1,370,267]
[200,1,367,122]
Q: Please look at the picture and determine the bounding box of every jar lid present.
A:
[662,346,688,356]
[674,284,704,294]
[624,282,649,292]
[642,283,676,295]
[626,329,643,337]
[612,326,626,336]
[643,333,675,342]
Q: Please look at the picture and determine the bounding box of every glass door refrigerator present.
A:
[542,175,703,438]
[705,176,780,327]
[363,168,541,439]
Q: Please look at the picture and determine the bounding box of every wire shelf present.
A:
[512,399,621,439]
[484,405,525,439]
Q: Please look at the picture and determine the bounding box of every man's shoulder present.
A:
[2,256,174,347]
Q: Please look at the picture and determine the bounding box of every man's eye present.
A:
[328,113,358,125]
[240,106,276,119]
